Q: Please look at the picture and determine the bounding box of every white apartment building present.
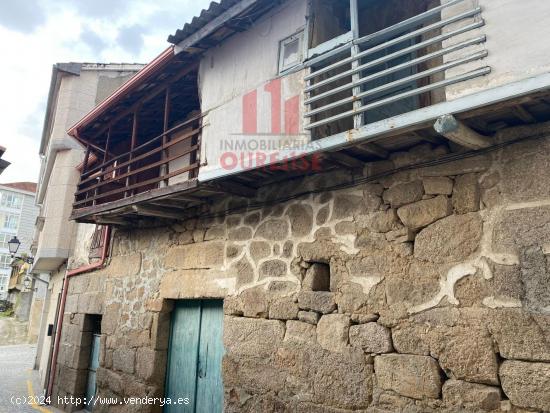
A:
[0,182,39,299]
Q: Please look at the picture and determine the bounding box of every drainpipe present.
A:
[46,226,111,399]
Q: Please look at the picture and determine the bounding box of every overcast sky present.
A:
[0,0,211,184]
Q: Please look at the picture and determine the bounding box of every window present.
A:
[0,232,11,249]
[1,213,19,230]
[0,254,12,269]
[279,31,304,73]
[0,193,23,209]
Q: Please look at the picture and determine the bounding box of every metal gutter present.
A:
[198,72,550,182]
[67,47,175,139]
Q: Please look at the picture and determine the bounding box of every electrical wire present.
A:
[192,129,549,222]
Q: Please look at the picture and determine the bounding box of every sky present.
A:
[0,0,211,184]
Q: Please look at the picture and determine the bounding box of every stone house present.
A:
[47,0,550,412]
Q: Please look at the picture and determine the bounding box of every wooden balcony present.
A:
[73,115,201,210]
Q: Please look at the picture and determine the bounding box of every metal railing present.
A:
[73,115,201,210]
[304,0,490,133]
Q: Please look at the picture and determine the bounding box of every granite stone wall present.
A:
[53,122,550,413]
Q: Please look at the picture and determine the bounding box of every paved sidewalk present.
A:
[0,344,62,413]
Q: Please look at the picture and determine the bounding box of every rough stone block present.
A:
[423,176,453,195]
[382,181,424,208]
[350,313,379,324]
[227,227,252,241]
[433,327,499,385]
[223,316,285,358]
[374,354,443,400]
[113,347,136,374]
[269,297,299,320]
[164,242,224,269]
[259,259,287,280]
[331,194,363,220]
[317,314,350,353]
[230,257,254,288]
[349,323,393,353]
[298,310,320,325]
[107,253,142,278]
[240,287,269,318]
[298,291,336,314]
[385,227,415,243]
[414,213,482,263]
[135,347,166,385]
[397,195,452,230]
[392,323,431,356]
[254,219,289,241]
[452,173,480,213]
[489,310,550,362]
[442,379,501,411]
[302,263,330,291]
[284,320,316,343]
[249,241,271,263]
[364,209,400,233]
[287,204,314,237]
[500,360,550,411]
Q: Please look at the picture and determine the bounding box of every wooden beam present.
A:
[204,180,257,198]
[434,114,493,149]
[355,142,388,159]
[327,151,365,168]
[131,205,184,220]
[512,105,537,123]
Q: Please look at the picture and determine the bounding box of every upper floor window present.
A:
[0,253,12,269]
[0,232,11,249]
[0,193,23,209]
[1,213,19,230]
[278,31,304,74]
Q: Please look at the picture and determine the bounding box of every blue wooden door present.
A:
[165,300,224,413]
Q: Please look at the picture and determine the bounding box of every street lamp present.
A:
[23,275,32,290]
[8,236,34,264]
[8,236,20,255]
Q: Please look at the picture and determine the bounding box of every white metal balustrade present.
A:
[304,0,490,135]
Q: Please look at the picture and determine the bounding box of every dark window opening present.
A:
[309,0,351,49]
[306,0,448,140]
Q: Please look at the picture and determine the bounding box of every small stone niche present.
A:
[303,262,330,291]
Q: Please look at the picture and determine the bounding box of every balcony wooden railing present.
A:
[73,114,201,210]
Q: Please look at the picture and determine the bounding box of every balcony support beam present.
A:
[434,114,492,150]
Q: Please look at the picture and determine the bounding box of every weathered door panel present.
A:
[195,300,224,413]
[165,301,202,413]
[165,300,224,413]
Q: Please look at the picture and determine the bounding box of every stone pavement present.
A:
[0,344,62,413]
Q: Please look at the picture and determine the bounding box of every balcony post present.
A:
[160,87,171,188]
[125,111,139,197]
